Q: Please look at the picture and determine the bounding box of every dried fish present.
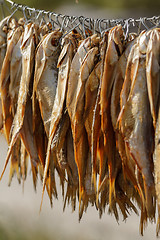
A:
[33,29,62,207]
[0,26,22,143]
[146,29,160,129]
[33,30,62,137]
[118,31,155,224]
[66,35,100,214]
[0,23,39,181]
[100,25,125,209]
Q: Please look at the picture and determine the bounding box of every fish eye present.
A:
[51,38,59,46]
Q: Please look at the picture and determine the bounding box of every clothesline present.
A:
[0,0,160,37]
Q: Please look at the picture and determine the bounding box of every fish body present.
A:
[0,26,23,142]
[9,30,24,116]
[119,31,155,220]
[0,23,39,181]
[33,30,62,136]
[146,29,160,129]
[100,25,125,208]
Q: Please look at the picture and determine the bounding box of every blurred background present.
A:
[0,0,160,239]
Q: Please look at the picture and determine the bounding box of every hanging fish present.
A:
[91,33,108,200]
[149,29,160,236]
[118,31,155,226]
[146,29,160,129]
[66,34,100,217]
[0,23,39,185]
[33,30,62,137]
[0,26,23,143]
[33,29,62,207]
[100,25,125,210]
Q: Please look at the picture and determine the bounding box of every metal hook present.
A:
[22,6,28,22]
[55,13,62,28]
[60,15,68,32]
[141,17,149,30]
[6,3,19,25]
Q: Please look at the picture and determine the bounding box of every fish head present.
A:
[42,30,62,57]
[109,25,125,56]
[21,23,38,51]
[138,30,155,55]
[0,16,11,39]
[89,34,100,48]
[18,18,25,27]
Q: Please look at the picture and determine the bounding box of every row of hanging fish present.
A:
[0,14,160,236]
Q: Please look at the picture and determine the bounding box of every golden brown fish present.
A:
[91,33,108,197]
[65,34,99,212]
[149,29,160,236]
[43,32,80,191]
[49,31,80,148]
[33,30,62,208]
[111,38,137,130]
[63,127,79,212]
[0,26,23,143]
[9,31,24,116]
[146,29,160,129]
[70,43,99,214]
[118,31,155,222]
[66,34,99,129]
[0,16,10,76]
[100,25,124,142]
[111,38,143,208]
[100,25,125,209]
[33,30,62,137]
[83,60,101,195]
[0,23,39,181]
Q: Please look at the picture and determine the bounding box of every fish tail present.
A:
[40,142,52,213]
[31,162,38,191]
[139,206,147,236]
[109,178,116,209]
[0,148,12,181]
[91,136,98,194]
[0,127,20,181]
[91,170,97,194]
[156,205,160,236]
[78,186,85,221]
[143,179,155,220]
[8,159,21,186]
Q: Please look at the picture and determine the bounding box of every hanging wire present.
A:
[3,0,160,38]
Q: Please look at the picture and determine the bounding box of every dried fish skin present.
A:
[0,26,23,143]
[100,25,125,141]
[33,30,62,137]
[74,46,99,143]
[9,31,24,116]
[72,46,99,215]
[33,30,63,207]
[48,32,79,149]
[111,39,141,206]
[91,33,108,196]
[146,29,160,129]
[84,60,101,145]
[154,104,160,235]
[100,25,125,210]
[0,23,38,181]
[119,32,155,220]
[111,38,137,130]
[66,34,100,127]
[150,29,160,235]
[44,32,80,180]
[0,16,11,75]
